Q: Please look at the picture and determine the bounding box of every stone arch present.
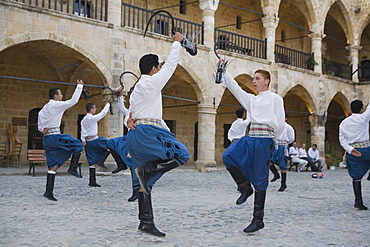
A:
[0,31,112,86]
[176,63,206,103]
[325,92,349,155]
[283,84,317,144]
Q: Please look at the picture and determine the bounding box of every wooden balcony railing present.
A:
[214,29,266,59]
[122,2,204,45]
[13,0,108,21]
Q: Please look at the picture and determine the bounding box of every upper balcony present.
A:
[6,1,369,82]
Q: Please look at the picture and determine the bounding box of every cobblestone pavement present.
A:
[0,166,369,247]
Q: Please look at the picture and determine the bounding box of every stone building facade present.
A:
[1,0,370,170]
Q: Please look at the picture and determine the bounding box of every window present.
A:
[73,1,91,17]
[236,16,242,29]
[180,0,186,14]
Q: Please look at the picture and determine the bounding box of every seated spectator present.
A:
[308,144,323,171]
[299,143,318,171]
[289,142,308,172]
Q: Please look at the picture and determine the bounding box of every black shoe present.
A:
[67,169,82,178]
[270,174,280,182]
[112,166,125,174]
[243,219,264,233]
[138,222,166,237]
[278,184,287,192]
[43,192,57,201]
[236,189,253,205]
[89,182,101,187]
[354,201,368,210]
[128,190,138,202]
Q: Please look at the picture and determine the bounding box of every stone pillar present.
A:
[308,32,325,73]
[199,0,218,48]
[262,15,279,62]
[108,0,122,27]
[195,104,217,172]
[309,113,327,167]
[102,88,124,139]
[346,45,362,83]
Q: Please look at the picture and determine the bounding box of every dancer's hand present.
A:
[77,79,84,85]
[42,128,48,135]
[127,112,137,131]
[117,86,124,96]
[173,32,183,42]
[351,149,362,157]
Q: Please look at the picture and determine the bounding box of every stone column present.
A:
[346,45,362,83]
[262,15,279,62]
[102,88,124,139]
[199,0,218,48]
[108,0,122,27]
[308,32,325,73]
[309,113,327,167]
[195,104,217,172]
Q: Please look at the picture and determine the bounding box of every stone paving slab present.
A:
[0,167,369,246]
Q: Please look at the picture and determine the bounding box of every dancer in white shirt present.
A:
[269,113,295,191]
[38,80,84,201]
[339,100,370,210]
[126,32,190,237]
[222,68,285,233]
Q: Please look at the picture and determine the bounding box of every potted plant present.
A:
[325,153,332,169]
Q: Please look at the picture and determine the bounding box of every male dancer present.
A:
[38,80,84,201]
[269,113,295,192]
[107,87,171,202]
[222,68,285,233]
[81,102,127,187]
[339,100,370,210]
[126,32,190,237]
[227,108,251,204]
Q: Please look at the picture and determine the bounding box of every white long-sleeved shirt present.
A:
[129,41,181,120]
[227,115,251,142]
[339,102,370,153]
[38,84,83,132]
[308,148,319,160]
[277,122,295,144]
[223,71,285,137]
[119,96,170,131]
[289,146,300,158]
[298,148,308,158]
[80,103,110,142]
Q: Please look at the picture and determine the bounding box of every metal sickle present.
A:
[119,71,140,88]
[213,40,238,84]
[143,10,198,56]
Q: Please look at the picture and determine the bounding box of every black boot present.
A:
[96,150,110,170]
[270,165,280,182]
[67,153,82,178]
[137,191,165,237]
[227,166,253,205]
[353,181,368,210]
[89,167,101,187]
[110,149,128,173]
[278,172,287,192]
[243,190,266,233]
[367,172,370,181]
[135,159,178,194]
[128,189,138,202]
[43,173,57,201]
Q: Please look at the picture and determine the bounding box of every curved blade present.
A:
[143,10,175,38]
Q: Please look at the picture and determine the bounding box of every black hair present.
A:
[235,108,245,118]
[139,54,159,75]
[86,103,95,112]
[312,144,317,147]
[351,100,363,113]
[49,88,60,99]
